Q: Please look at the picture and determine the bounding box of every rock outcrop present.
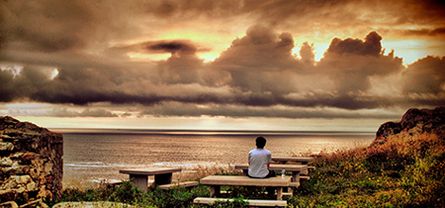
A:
[373,107,445,146]
[0,116,63,205]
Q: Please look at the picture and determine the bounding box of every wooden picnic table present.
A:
[272,156,314,164]
[200,175,292,200]
[234,163,307,182]
[119,167,181,191]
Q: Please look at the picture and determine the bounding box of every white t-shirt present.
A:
[248,148,271,178]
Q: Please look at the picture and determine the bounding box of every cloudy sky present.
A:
[0,0,444,131]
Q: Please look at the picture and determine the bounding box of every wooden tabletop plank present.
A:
[119,167,182,175]
[272,156,314,163]
[200,175,291,187]
[234,164,307,171]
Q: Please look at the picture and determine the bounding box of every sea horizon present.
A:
[52,128,376,136]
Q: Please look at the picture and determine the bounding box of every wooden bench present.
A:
[200,175,291,200]
[158,181,199,190]
[272,157,315,175]
[234,164,307,182]
[193,197,287,207]
[103,179,123,188]
[119,167,181,191]
[271,157,314,165]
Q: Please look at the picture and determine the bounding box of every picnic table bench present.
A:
[200,175,291,200]
[271,156,314,164]
[158,181,199,190]
[234,164,307,183]
[195,175,291,207]
[272,157,315,176]
[119,167,181,191]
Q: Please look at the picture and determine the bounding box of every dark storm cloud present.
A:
[51,108,118,117]
[0,69,16,102]
[1,0,444,55]
[0,0,140,53]
[141,0,445,24]
[113,40,205,55]
[325,32,382,56]
[400,27,445,37]
[246,0,445,34]
[144,0,243,18]
[157,53,207,85]
[6,107,118,117]
[212,25,299,94]
[0,65,53,102]
[399,0,445,25]
[140,102,400,119]
[402,56,445,95]
[0,0,93,51]
[147,41,197,54]
[1,26,443,115]
[318,32,403,94]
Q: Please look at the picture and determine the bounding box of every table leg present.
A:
[288,187,294,196]
[209,186,220,197]
[277,187,283,200]
[291,171,300,182]
[154,173,173,185]
[129,174,148,191]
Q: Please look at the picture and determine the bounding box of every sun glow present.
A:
[291,42,330,62]
[382,39,445,64]
[127,52,171,61]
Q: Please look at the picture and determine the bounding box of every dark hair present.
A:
[256,136,267,148]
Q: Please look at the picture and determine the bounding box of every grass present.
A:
[48,130,445,207]
[289,131,445,207]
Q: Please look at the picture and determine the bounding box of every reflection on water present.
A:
[61,130,374,186]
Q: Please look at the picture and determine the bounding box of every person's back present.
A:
[248,136,274,178]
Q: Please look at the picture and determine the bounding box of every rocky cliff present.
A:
[0,116,63,206]
[373,106,445,146]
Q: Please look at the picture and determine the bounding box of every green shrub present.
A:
[109,181,144,203]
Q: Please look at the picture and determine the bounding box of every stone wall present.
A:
[0,116,63,205]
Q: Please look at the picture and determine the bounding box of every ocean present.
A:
[55,129,375,187]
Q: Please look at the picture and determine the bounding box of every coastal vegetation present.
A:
[291,132,444,207]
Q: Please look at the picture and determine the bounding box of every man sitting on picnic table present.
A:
[247,136,276,178]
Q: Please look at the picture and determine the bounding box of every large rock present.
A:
[401,107,445,132]
[373,107,445,145]
[0,116,63,205]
